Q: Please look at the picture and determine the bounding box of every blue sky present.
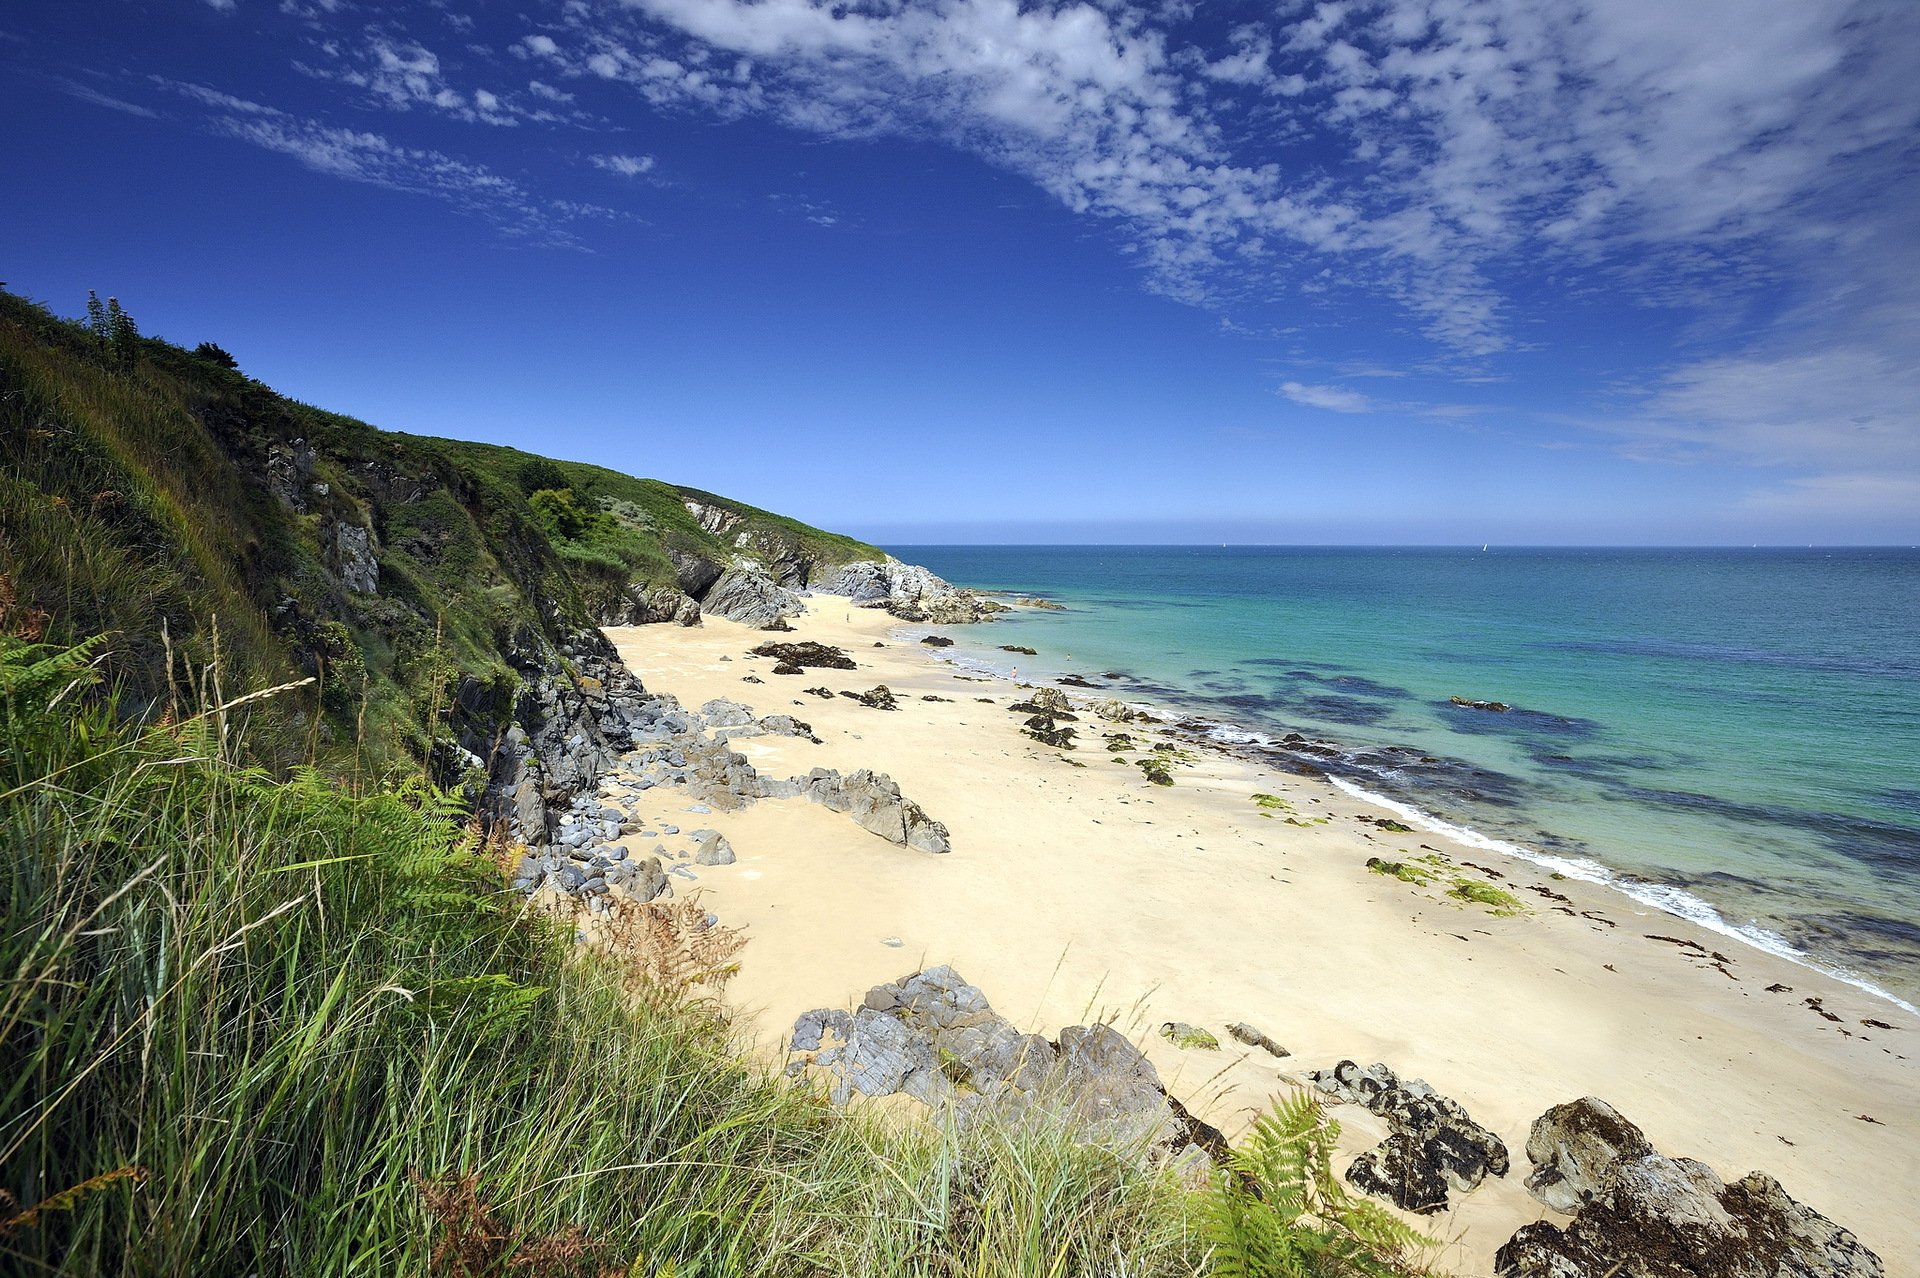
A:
[4,0,1917,544]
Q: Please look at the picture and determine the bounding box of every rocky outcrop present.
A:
[839,685,899,710]
[1524,1097,1657,1213]
[1226,1022,1290,1058]
[1498,1155,1883,1278]
[327,520,379,594]
[802,768,950,853]
[749,641,856,670]
[605,584,701,627]
[476,626,669,846]
[1499,1099,1881,1278]
[813,556,1005,624]
[701,561,804,629]
[1306,1060,1509,1214]
[789,967,1228,1168]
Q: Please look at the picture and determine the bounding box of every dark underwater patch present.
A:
[1439,701,1603,740]
[1300,694,1395,726]
[1606,781,1920,874]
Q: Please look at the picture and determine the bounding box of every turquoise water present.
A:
[887,546,1920,1010]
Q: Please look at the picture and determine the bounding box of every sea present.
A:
[885,546,1920,1012]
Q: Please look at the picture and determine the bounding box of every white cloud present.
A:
[204,0,236,11]
[56,77,159,118]
[153,78,624,245]
[591,152,656,177]
[1280,380,1373,413]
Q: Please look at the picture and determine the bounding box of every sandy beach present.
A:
[602,599,1919,1275]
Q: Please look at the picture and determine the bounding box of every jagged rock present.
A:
[1226,1022,1290,1058]
[1496,1154,1883,1278]
[1000,645,1037,655]
[802,767,950,853]
[1023,716,1078,749]
[700,698,757,728]
[759,713,818,741]
[790,967,1226,1167]
[1451,695,1512,712]
[669,548,724,597]
[1090,698,1141,723]
[328,520,379,594]
[1307,1060,1508,1213]
[802,685,835,699]
[920,635,954,647]
[1524,1097,1657,1213]
[750,641,856,670]
[1058,675,1099,688]
[690,829,736,866]
[265,438,317,511]
[772,661,802,674]
[702,562,804,628]
[612,584,702,627]
[839,685,899,710]
[606,854,669,902]
[1009,686,1074,717]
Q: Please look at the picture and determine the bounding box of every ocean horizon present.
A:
[887,544,1920,1012]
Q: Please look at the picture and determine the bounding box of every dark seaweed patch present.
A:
[1605,781,1920,874]
[1438,701,1603,740]
[1301,695,1395,726]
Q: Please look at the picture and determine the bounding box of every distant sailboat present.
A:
[1481,544,1489,552]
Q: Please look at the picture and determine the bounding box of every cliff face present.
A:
[0,289,987,843]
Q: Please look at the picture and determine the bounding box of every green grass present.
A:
[0,635,1433,1276]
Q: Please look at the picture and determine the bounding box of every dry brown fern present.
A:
[413,1171,625,1278]
[599,891,747,997]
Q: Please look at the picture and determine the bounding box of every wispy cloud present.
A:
[590,152,656,178]
[54,76,159,119]
[1280,381,1373,413]
[153,77,624,246]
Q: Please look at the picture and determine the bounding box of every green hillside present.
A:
[0,288,879,790]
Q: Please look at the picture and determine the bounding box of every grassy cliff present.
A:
[0,288,879,787]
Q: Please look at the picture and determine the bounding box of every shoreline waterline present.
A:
[911,556,1920,1015]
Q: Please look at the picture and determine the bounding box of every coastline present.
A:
[913,591,1920,1028]
[601,597,1919,1275]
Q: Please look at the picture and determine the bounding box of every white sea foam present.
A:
[1329,777,1920,1016]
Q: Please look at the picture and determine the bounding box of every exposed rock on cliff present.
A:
[700,561,805,629]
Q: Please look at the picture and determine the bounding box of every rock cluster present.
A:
[749,641,857,670]
[1306,1060,1509,1214]
[812,556,1005,624]
[802,768,951,853]
[498,678,948,870]
[789,967,1227,1169]
[840,685,899,710]
[1498,1099,1882,1278]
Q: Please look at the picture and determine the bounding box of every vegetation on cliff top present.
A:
[0,286,877,779]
